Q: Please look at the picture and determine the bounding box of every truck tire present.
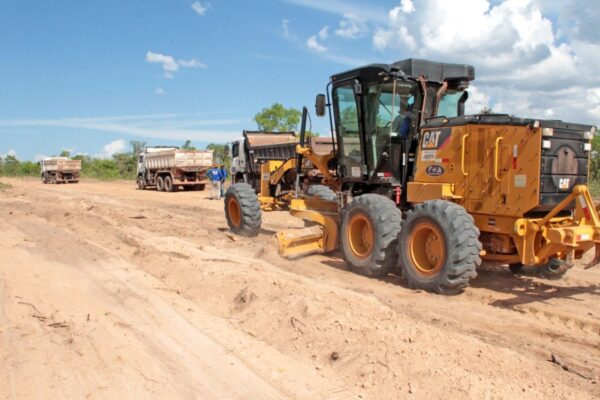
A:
[340,194,402,277]
[224,183,262,236]
[156,176,165,192]
[306,184,336,201]
[137,175,146,190]
[398,200,481,294]
[41,174,47,184]
[509,258,571,280]
[164,175,175,192]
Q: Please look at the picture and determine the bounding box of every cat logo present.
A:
[422,130,441,149]
[425,164,445,177]
[559,178,570,190]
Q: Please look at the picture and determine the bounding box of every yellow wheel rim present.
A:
[347,213,374,259]
[408,221,445,276]
[228,197,242,228]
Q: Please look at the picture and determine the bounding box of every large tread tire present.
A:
[164,175,174,192]
[224,183,262,236]
[509,258,571,280]
[340,194,402,277]
[398,200,481,294]
[306,184,336,201]
[156,176,165,192]
[41,174,47,184]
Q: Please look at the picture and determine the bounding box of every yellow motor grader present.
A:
[225,58,599,294]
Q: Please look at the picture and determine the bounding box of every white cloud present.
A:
[178,58,207,68]
[146,51,179,78]
[400,0,415,14]
[99,139,126,159]
[154,88,166,96]
[282,19,291,38]
[335,13,368,39]
[191,1,210,16]
[307,35,327,53]
[318,25,329,40]
[7,149,16,157]
[0,114,243,142]
[281,0,387,21]
[34,154,48,162]
[146,51,207,78]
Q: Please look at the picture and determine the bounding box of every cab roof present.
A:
[330,58,475,84]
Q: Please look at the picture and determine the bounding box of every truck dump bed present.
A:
[42,158,82,172]
[144,149,213,171]
[244,131,298,162]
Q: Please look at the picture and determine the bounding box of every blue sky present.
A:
[1,0,599,160]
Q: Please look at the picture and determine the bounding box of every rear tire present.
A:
[398,200,481,294]
[164,175,174,192]
[306,184,336,201]
[340,194,402,277]
[41,174,47,184]
[224,183,262,236]
[156,176,165,192]
[509,258,571,280]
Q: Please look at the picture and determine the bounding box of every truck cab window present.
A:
[333,85,363,178]
[232,143,239,158]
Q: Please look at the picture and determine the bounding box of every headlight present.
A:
[583,142,592,151]
[542,140,552,149]
[542,127,554,136]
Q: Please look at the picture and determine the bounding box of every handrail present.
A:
[461,134,470,176]
[494,137,504,182]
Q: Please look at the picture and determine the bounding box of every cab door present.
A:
[332,84,366,180]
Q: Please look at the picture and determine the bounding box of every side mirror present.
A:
[315,94,326,117]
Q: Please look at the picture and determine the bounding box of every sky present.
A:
[1,0,600,161]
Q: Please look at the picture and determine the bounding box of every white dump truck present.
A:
[136,146,213,192]
[40,157,81,184]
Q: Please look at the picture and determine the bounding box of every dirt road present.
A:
[1,178,599,399]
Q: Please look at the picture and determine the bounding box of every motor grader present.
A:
[225,58,599,294]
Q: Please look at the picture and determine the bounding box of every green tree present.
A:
[182,140,196,150]
[130,140,147,155]
[207,143,231,167]
[59,149,71,157]
[254,103,302,132]
[3,155,19,176]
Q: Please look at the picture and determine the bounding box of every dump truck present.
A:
[225,58,599,294]
[136,146,213,192]
[229,130,337,209]
[40,157,81,184]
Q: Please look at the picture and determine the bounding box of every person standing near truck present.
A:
[219,164,228,198]
[207,166,223,199]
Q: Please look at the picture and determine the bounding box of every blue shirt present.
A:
[207,168,222,182]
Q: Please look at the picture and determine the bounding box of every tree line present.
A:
[0,103,308,180]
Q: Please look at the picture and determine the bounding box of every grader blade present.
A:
[277,226,327,258]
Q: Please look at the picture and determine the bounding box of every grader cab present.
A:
[225,58,600,294]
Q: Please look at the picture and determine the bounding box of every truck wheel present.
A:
[164,175,174,192]
[306,184,336,201]
[340,194,402,277]
[224,183,262,236]
[156,176,165,192]
[137,175,146,190]
[41,174,47,184]
[509,258,571,280]
[398,200,481,294]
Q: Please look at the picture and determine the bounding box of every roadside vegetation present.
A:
[0,181,12,191]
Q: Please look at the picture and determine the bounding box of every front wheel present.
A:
[398,200,481,294]
[224,183,262,236]
[340,194,402,277]
[137,175,146,190]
